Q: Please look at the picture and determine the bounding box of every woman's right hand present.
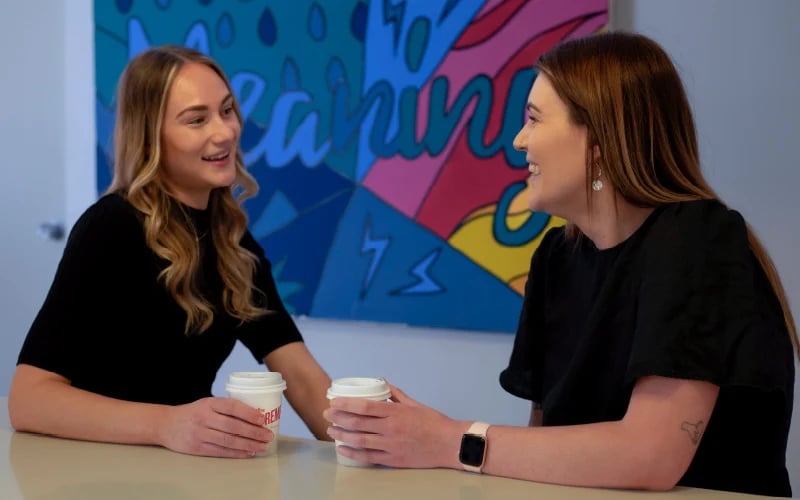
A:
[157,397,273,458]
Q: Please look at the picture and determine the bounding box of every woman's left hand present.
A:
[322,383,469,469]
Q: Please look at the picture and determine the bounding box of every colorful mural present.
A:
[95,0,607,332]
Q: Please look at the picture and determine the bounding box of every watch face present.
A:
[459,434,486,467]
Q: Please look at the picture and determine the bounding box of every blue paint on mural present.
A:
[312,187,522,332]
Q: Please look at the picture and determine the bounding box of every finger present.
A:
[201,427,271,454]
[325,410,387,434]
[193,441,258,459]
[327,426,387,452]
[210,397,265,426]
[207,412,273,444]
[387,383,417,406]
[328,397,395,417]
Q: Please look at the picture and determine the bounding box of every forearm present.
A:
[448,376,716,490]
[285,370,332,441]
[264,342,332,441]
[9,365,168,446]
[475,422,670,490]
[287,379,332,441]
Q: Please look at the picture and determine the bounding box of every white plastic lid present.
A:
[226,371,286,392]
[326,377,390,400]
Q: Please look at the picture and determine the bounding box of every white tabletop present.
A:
[0,398,774,499]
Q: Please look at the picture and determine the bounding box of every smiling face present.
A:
[159,62,241,209]
[513,74,591,220]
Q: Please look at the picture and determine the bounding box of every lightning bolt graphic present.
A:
[360,217,391,299]
[392,248,445,295]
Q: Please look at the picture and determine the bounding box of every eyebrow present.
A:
[175,93,234,119]
[526,102,542,114]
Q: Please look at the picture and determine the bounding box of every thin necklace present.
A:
[176,202,208,249]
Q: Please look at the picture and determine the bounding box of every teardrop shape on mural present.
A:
[308,3,326,41]
[216,13,234,47]
[350,1,367,42]
[257,7,277,46]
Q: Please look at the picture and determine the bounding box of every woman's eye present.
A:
[188,116,205,125]
[223,106,234,115]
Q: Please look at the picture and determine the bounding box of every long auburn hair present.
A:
[107,45,268,334]
[536,32,798,357]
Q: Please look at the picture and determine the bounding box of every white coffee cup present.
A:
[225,371,287,456]
[326,377,391,467]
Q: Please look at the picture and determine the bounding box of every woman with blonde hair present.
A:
[10,45,332,457]
[324,32,796,496]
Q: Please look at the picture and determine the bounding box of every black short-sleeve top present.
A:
[18,193,303,406]
[499,199,794,497]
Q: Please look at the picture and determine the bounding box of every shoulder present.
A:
[67,192,143,248]
[640,199,751,279]
[644,199,748,254]
[649,199,747,243]
[74,192,140,227]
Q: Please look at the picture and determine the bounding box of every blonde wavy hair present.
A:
[107,45,268,334]
[536,32,798,357]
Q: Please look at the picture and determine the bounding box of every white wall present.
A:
[0,2,67,392]
[1,0,797,492]
[64,0,97,229]
[0,0,95,392]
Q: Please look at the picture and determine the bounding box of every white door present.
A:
[0,0,95,394]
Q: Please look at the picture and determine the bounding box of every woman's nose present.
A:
[512,128,527,152]
[211,117,236,143]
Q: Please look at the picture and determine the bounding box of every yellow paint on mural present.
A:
[449,184,565,295]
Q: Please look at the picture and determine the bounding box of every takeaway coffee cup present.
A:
[326,377,391,467]
[226,371,287,456]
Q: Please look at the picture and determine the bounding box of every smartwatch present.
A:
[459,421,490,473]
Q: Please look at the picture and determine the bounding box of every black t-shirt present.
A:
[500,200,794,497]
[18,193,303,405]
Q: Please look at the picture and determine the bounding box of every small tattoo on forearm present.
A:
[680,420,704,445]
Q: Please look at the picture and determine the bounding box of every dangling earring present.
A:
[592,167,604,191]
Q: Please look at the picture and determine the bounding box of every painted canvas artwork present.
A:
[95,0,608,332]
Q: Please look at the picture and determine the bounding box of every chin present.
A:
[214,171,238,188]
[527,195,544,213]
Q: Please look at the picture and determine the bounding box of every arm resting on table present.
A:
[8,364,167,445]
[479,376,719,490]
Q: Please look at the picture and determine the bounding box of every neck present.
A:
[572,191,654,250]
[162,179,211,209]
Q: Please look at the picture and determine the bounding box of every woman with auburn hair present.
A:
[324,32,796,496]
[9,45,333,457]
